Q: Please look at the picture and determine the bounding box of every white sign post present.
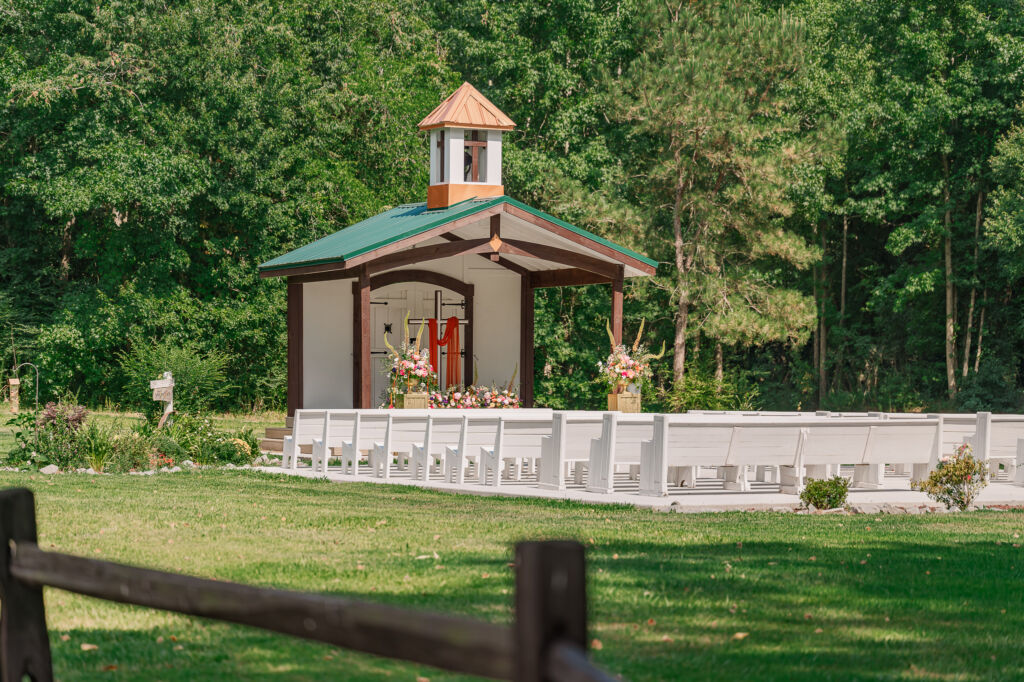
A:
[150,372,175,428]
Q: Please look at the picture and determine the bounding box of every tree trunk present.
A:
[961,189,982,378]
[974,292,986,373]
[818,227,827,401]
[942,154,957,400]
[714,343,723,387]
[672,170,688,382]
[840,212,848,320]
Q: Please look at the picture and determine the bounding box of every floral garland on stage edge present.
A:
[429,366,521,409]
[597,318,664,394]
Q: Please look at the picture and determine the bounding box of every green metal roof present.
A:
[258,195,657,274]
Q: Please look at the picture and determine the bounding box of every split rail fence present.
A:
[0,488,614,682]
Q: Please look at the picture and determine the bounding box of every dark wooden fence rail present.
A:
[0,488,616,682]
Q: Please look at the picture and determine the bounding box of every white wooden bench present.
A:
[586,413,655,493]
[309,410,360,474]
[442,413,502,484]
[282,409,329,471]
[411,412,467,481]
[368,410,433,479]
[480,413,553,486]
[538,412,606,491]
[965,412,1024,482]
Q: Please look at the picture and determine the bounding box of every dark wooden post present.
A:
[0,488,53,682]
[358,268,372,408]
[514,541,587,682]
[464,284,475,385]
[520,274,534,407]
[610,267,623,346]
[286,279,303,417]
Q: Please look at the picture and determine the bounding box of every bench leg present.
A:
[638,440,668,496]
[721,465,748,492]
[852,463,883,489]
[779,465,802,495]
[805,464,831,481]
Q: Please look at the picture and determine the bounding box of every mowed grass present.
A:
[3,471,1023,681]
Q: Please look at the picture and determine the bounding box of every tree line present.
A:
[2,0,1024,414]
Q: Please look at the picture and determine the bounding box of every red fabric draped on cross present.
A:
[427,317,461,387]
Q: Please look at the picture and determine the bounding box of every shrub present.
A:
[32,401,89,471]
[152,414,258,466]
[109,429,157,473]
[912,444,988,511]
[118,340,234,422]
[659,372,760,412]
[76,421,115,473]
[5,410,40,467]
[800,476,850,510]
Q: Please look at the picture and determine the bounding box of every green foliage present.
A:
[153,414,257,467]
[76,421,115,473]
[912,444,989,511]
[108,428,158,474]
[800,476,850,510]
[118,340,233,421]
[659,373,760,413]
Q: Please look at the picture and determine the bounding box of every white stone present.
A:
[181,460,195,468]
[223,463,236,469]
[169,466,182,473]
[40,464,59,475]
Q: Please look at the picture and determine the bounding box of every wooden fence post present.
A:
[0,488,53,682]
[514,541,587,682]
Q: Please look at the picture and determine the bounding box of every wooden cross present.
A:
[464,130,487,182]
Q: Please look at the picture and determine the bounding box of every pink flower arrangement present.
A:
[597,318,664,392]
[383,313,438,400]
[428,385,521,409]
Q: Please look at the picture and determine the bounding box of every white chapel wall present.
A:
[302,278,354,409]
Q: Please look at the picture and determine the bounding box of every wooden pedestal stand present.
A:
[397,392,429,409]
[607,391,640,413]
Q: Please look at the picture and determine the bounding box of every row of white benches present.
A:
[280,409,1024,496]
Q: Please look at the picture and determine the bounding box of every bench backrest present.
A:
[422,413,467,455]
[459,413,503,453]
[862,421,940,464]
[659,417,735,466]
[976,413,1024,460]
[549,412,605,460]
[497,416,553,456]
[352,410,393,451]
[292,409,329,445]
[322,410,360,449]
[725,424,804,466]
[800,422,873,465]
[603,414,656,462]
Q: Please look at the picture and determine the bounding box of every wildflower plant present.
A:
[912,443,988,511]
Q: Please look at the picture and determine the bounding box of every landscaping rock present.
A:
[253,454,272,466]
[223,463,236,469]
[181,460,195,468]
[40,464,59,475]
[169,466,183,473]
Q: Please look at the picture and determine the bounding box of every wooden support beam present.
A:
[520,274,534,407]
[353,268,372,408]
[439,232,530,277]
[363,239,492,276]
[287,279,303,416]
[498,238,620,279]
[611,267,624,345]
[465,285,475,386]
[530,268,613,289]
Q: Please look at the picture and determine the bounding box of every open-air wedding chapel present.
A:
[259,83,657,413]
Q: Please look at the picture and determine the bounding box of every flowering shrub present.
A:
[428,385,521,409]
[597,319,664,392]
[912,444,988,511]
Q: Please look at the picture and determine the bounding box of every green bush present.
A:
[33,401,90,471]
[659,372,760,412]
[800,476,850,510]
[76,421,115,473]
[118,340,234,421]
[108,428,158,473]
[152,414,257,466]
[912,444,988,511]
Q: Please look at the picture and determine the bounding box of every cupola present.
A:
[418,82,515,209]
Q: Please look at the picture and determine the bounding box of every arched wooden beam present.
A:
[368,269,473,298]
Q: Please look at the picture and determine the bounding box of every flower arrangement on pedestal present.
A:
[597,319,664,412]
[383,313,438,408]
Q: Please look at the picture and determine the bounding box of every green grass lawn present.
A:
[3,470,1023,681]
